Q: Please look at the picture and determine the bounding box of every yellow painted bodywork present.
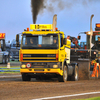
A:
[19,49,59,62]
[21,49,58,54]
[20,68,63,76]
[30,24,53,30]
[19,27,71,76]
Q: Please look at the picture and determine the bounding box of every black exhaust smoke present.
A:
[31,0,96,24]
[31,0,44,24]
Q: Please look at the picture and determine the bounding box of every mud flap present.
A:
[72,59,90,80]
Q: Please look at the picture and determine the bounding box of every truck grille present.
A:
[23,54,56,61]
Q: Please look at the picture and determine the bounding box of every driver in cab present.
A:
[92,37,100,50]
[53,39,57,45]
[30,38,34,45]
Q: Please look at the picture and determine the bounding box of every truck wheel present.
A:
[22,74,31,81]
[58,65,68,82]
[71,65,79,81]
[2,56,5,64]
[5,56,9,64]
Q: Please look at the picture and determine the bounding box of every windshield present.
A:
[22,34,58,49]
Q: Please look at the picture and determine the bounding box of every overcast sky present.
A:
[0,0,100,42]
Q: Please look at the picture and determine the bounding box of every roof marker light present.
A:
[27,28,29,31]
[96,24,100,28]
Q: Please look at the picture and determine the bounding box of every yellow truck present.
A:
[16,15,78,82]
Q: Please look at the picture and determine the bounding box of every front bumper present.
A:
[20,68,63,76]
[20,62,63,75]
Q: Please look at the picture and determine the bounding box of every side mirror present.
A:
[16,34,19,47]
[16,34,19,42]
[63,38,67,45]
[61,37,63,46]
[77,36,81,40]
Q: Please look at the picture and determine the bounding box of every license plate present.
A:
[34,69,44,71]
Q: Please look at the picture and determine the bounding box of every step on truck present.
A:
[0,33,9,64]
[16,15,78,82]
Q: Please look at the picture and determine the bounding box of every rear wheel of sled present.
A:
[71,65,79,81]
[58,65,68,82]
[22,73,31,81]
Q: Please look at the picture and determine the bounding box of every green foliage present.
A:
[75,97,100,100]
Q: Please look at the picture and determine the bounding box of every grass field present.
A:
[76,97,100,100]
[0,66,20,74]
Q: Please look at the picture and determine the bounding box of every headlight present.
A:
[21,64,26,68]
[53,65,58,68]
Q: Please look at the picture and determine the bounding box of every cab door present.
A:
[59,34,66,62]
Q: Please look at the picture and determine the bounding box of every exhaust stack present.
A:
[90,14,94,57]
[52,14,57,31]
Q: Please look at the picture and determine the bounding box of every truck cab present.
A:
[16,15,78,82]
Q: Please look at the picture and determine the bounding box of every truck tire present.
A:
[5,56,9,64]
[22,74,31,81]
[71,65,79,81]
[58,65,68,82]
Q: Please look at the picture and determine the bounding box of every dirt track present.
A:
[0,77,100,100]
